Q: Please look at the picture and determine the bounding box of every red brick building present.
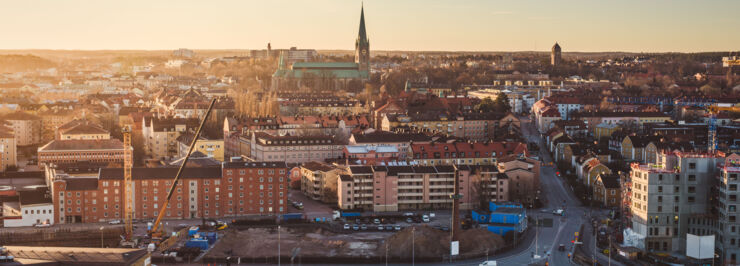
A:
[51,162,288,224]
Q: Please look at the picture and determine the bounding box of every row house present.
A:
[409,141,528,166]
[621,135,663,162]
[249,132,344,164]
[52,162,288,223]
[338,165,507,212]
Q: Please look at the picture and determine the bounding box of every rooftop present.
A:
[38,139,125,151]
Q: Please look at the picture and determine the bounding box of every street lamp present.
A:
[99,226,104,248]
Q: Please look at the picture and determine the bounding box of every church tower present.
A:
[355,4,370,74]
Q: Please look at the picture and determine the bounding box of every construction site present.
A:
[199,224,505,264]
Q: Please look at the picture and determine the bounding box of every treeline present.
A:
[0,54,56,72]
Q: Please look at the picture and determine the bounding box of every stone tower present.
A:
[355,4,370,73]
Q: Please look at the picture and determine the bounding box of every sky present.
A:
[0,0,738,52]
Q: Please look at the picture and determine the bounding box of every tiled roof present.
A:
[39,139,124,151]
[222,161,288,169]
[99,166,222,180]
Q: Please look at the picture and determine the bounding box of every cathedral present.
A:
[271,5,370,91]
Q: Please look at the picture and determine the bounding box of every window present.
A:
[689,163,696,169]
[688,175,696,181]
[688,186,696,193]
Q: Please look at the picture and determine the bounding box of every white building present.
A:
[3,189,54,227]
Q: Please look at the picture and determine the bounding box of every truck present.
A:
[332,210,362,220]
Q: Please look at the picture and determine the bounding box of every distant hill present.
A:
[0,54,56,72]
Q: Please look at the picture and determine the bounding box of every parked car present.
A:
[394,225,401,231]
[360,224,368,230]
[343,224,351,230]
[352,224,360,231]
[558,244,565,251]
[406,218,414,223]
[422,215,430,223]
[377,225,384,231]
[108,219,122,225]
[403,212,414,216]
[373,218,381,224]
[34,223,51,227]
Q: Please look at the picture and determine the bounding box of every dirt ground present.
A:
[207,225,504,261]
[384,226,505,259]
[208,226,392,259]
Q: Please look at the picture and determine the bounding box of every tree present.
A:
[474,97,496,113]
[493,93,512,113]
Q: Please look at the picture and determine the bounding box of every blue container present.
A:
[205,232,218,245]
[188,226,199,237]
[283,213,303,221]
[342,212,361,217]
[185,239,209,250]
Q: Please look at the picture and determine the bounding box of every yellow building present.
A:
[593,122,620,140]
[177,133,225,162]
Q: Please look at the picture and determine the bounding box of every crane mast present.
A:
[121,126,135,247]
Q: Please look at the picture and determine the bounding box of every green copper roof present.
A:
[291,62,359,69]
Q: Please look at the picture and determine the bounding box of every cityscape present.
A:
[0,1,739,265]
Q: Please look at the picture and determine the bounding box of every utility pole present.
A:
[278,225,281,265]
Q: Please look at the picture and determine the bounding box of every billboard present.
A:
[451,241,459,256]
[686,234,715,260]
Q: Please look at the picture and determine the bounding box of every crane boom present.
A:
[149,98,217,236]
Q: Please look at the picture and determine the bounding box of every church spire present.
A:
[358,3,368,43]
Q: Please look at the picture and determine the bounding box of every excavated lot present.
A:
[206,225,504,263]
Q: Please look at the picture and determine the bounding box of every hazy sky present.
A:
[0,0,738,52]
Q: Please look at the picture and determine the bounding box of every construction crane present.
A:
[148,98,217,243]
[606,96,740,152]
[120,126,136,248]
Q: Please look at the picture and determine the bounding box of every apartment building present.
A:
[409,141,528,166]
[381,112,507,141]
[349,131,434,159]
[338,165,509,212]
[142,117,199,160]
[0,111,42,146]
[344,144,401,165]
[37,139,128,170]
[593,173,621,208]
[629,151,724,253]
[52,162,288,223]
[717,153,740,264]
[300,162,344,203]
[177,133,225,162]
[56,119,110,140]
[249,132,344,164]
[0,125,17,171]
